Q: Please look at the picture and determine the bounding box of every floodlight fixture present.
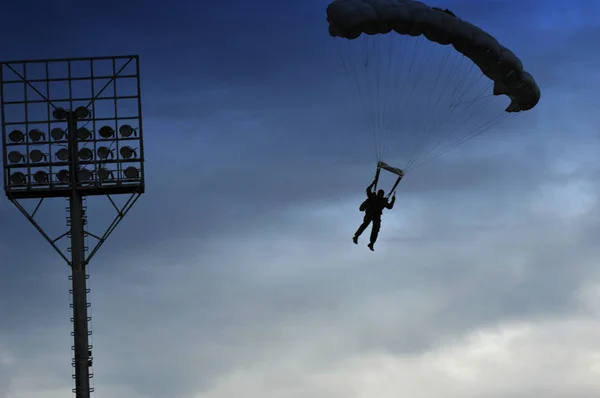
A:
[51,127,66,141]
[29,149,46,163]
[8,151,24,163]
[56,148,69,161]
[124,166,139,179]
[74,106,90,119]
[98,126,115,138]
[97,146,113,160]
[52,107,68,120]
[29,129,45,142]
[97,168,112,181]
[9,172,26,185]
[78,148,93,161]
[119,124,135,138]
[8,130,24,143]
[33,170,49,183]
[56,169,69,182]
[77,128,91,141]
[119,146,136,159]
[78,168,92,181]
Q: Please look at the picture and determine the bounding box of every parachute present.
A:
[327,0,541,192]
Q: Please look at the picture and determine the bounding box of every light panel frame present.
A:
[1,55,145,199]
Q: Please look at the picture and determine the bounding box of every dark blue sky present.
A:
[2,1,600,397]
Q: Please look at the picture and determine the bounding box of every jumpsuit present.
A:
[354,183,395,245]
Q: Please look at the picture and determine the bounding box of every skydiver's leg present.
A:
[367,218,381,251]
[354,214,372,243]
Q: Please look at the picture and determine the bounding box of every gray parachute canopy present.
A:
[327,0,540,112]
[326,0,541,172]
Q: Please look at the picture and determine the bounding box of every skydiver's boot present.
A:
[352,236,358,244]
[367,242,374,251]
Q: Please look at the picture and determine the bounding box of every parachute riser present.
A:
[373,166,382,192]
[373,163,403,198]
[387,175,403,198]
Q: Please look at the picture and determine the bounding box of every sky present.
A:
[1,0,600,397]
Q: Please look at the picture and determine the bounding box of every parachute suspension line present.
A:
[363,35,386,160]
[410,52,473,167]
[403,42,464,170]
[336,41,379,160]
[388,37,433,163]
[374,36,382,158]
[370,35,493,171]
[419,53,474,149]
[409,111,511,172]
[373,36,386,160]
[370,35,395,161]
[412,80,495,165]
[405,77,492,171]
[341,34,407,162]
[338,32,520,176]
[355,36,384,159]
[403,51,489,170]
[379,33,398,161]
[378,35,413,162]
[379,36,423,162]
[410,81,499,169]
[410,102,510,172]
[359,37,377,157]
[403,53,505,171]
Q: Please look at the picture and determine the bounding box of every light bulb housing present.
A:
[33,171,49,183]
[78,148,93,161]
[30,150,45,163]
[97,146,112,159]
[56,169,70,182]
[29,129,44,142]
[77,127,91,141]
[51,127,66,141]
[119,146,136,159]
[74,106,90,119]
[9,172,26,185]
[8,130,24,143]
[78,169,92,181]
[119,124,135,137]
[8,151,24,163]
[53,107,68,120]
[56,148,69,161]
[124,167,139,179]
[97,168,112,181]
[98,126,114,138]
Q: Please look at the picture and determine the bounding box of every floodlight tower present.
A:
[0,55,144,398]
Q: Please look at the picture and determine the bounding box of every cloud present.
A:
[5,139,599,398]
[193,317,600,398]
[2,1,600,398]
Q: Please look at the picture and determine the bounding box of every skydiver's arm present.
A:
[366,181,375,196]
[385,195,396,209]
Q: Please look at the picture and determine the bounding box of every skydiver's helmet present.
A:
[377,189,385,198]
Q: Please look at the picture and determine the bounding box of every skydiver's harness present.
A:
[359,161,404,212]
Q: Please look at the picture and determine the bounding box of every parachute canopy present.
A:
[327,0,541,172]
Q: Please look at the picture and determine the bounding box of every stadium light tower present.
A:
[0,55,144,398]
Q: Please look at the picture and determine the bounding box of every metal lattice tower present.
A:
[0,55,145,398]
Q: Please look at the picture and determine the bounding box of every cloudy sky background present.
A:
[2,0,600,397]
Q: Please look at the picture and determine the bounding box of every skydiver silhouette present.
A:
[353,179,396,251]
